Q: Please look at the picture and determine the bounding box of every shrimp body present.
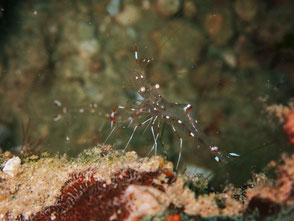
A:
[105,45,239,168]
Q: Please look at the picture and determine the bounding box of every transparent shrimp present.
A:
[105,45,239,169]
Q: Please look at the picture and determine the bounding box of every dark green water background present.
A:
[0,0,293,186]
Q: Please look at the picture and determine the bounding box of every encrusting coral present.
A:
[2,146,294,220]
[0,146,243,220]
[267,103,294,144]
[245,154,294,218]
[284,109,294,144]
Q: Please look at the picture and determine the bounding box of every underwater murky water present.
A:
[0,0,293,185]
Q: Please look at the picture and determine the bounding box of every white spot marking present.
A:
[178,120,182,124]
[53,100,62,107]
[140,86,146,92]
[53,114,61,121]
[211,146,218,152]
[135,51,138,60]
[215,156,220,162]
[229,153,240,157]
[190,132,195,137]
[184,104,192,112]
